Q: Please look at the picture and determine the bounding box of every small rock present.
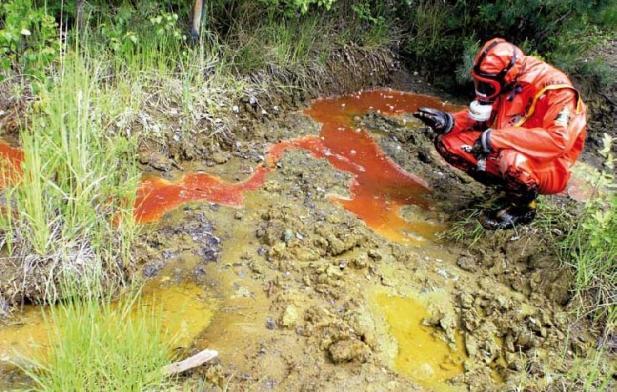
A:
[351,254,369,269]
[465,334,478,357]
[457,256,477,272]
[326,235,347,256]
[325,264,343,279]
[282,229,294,244]
[234,210,244,220]
[265,317,276,330]
[281,305,299,328]
[367,249,382,261]
[211,151,229,164]
[139,150,172,171]
[142,263,161,278]
[328,339,370,364]
[459,292,474,309]
[232,105,240,113]
[505,352,524,371]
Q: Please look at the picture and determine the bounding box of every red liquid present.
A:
[135,89,459,243]
[0,141,24,188]
[0,90,460,243]
[134,167,270,223]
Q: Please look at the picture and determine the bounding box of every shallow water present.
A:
[0,275,217,363]
[371,291,467,391]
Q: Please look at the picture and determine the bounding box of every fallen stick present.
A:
[162,348,219,376]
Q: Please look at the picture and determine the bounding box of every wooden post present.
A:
[190,0,205,41]
[76,0,85,31]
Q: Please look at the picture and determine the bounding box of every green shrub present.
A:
[395,0,616,89]
[0,0,59,79]
[257,0,337,14]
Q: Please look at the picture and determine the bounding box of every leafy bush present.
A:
[258,0,337,14]
[395,0,617,89]
[0,0,59,79]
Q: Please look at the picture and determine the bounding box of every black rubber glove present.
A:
[413,107,454,134]
[468,129,492,158]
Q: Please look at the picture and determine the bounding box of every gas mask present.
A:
[470,40,518,103]
[473,79,501,103]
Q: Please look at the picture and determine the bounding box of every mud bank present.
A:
[0,89,612,391]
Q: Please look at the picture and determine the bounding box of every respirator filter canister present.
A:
[468,100,493,122]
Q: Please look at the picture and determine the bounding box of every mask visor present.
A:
[472,73,502,103]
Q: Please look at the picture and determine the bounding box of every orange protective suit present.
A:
[436,40,587,197]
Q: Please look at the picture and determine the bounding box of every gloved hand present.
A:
[413,107,454,134]
[464,129,492,158]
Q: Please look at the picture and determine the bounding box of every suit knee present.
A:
[435,135,475,172]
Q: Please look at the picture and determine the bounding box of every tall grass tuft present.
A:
[0,51,140,301]
[22,280,173,391]
[562,195,617,332]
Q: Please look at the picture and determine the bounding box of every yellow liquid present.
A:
[0,281,217,362]
[372,292,467,391]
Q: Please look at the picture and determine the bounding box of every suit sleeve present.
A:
[450,110,479,134]
[488,89,579,161]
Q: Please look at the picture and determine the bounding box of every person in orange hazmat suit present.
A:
[413,38,587,230]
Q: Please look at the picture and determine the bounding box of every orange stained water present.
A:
[372,292,467,391]
[135,90,460,243]
[134,166,270,223]
[0,141,23,188]
[0,90,460,243]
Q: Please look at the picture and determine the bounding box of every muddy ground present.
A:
[131,79,609,390]
[1,46,615,390]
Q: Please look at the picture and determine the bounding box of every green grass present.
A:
[440,207,485,247]
[564,349,616,391]
[22,283,173,391]
[561,195,617,332]
[0,50,140,301]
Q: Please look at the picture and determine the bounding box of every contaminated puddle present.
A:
[0,272,218,363]
[371,291,467,391]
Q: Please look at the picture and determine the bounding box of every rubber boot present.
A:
[479,199,537,230]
